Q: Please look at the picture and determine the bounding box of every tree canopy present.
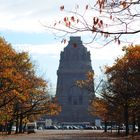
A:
[90,45,140,135]
[0,37,61,133]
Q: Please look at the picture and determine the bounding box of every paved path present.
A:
[0,130,139,140]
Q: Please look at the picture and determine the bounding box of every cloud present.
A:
[13,42,65,56]
[13,41,124,61]
[87,43,124,60]
[0,0,91,33]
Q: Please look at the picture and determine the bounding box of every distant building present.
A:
[55,36,95,124]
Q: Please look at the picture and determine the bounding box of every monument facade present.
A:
[56,36,95,123]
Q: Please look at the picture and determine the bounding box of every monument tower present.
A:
[56,36,94,123]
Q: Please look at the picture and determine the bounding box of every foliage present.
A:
[76,71,95,98]
[90,97,109,121]
[0,37,61,133]
[46,0,140,45]
[105,45,140,112]
[90,45,140,135]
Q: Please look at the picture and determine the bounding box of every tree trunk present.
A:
[124,104,129,136]
[104,120,107,132]
[7,121,13,135]
[110,121,112,133]
[132,113,136,132]
[19,114,23,133]
[15,114,19,134]
[138,116,140,133]
[117,123,120,135]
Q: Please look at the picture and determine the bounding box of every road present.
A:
[0,130,138,140]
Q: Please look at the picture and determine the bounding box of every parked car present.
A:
[11,126,16,131]
[57,125,63,129]
[45,125,58,129]
[83,125,94,130]
[38,126,43,130]
[96,126,102,130]
[26,122,37,133]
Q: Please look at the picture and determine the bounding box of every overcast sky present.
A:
[1,0,139,94]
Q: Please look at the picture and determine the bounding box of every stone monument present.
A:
[56,36,95,123]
